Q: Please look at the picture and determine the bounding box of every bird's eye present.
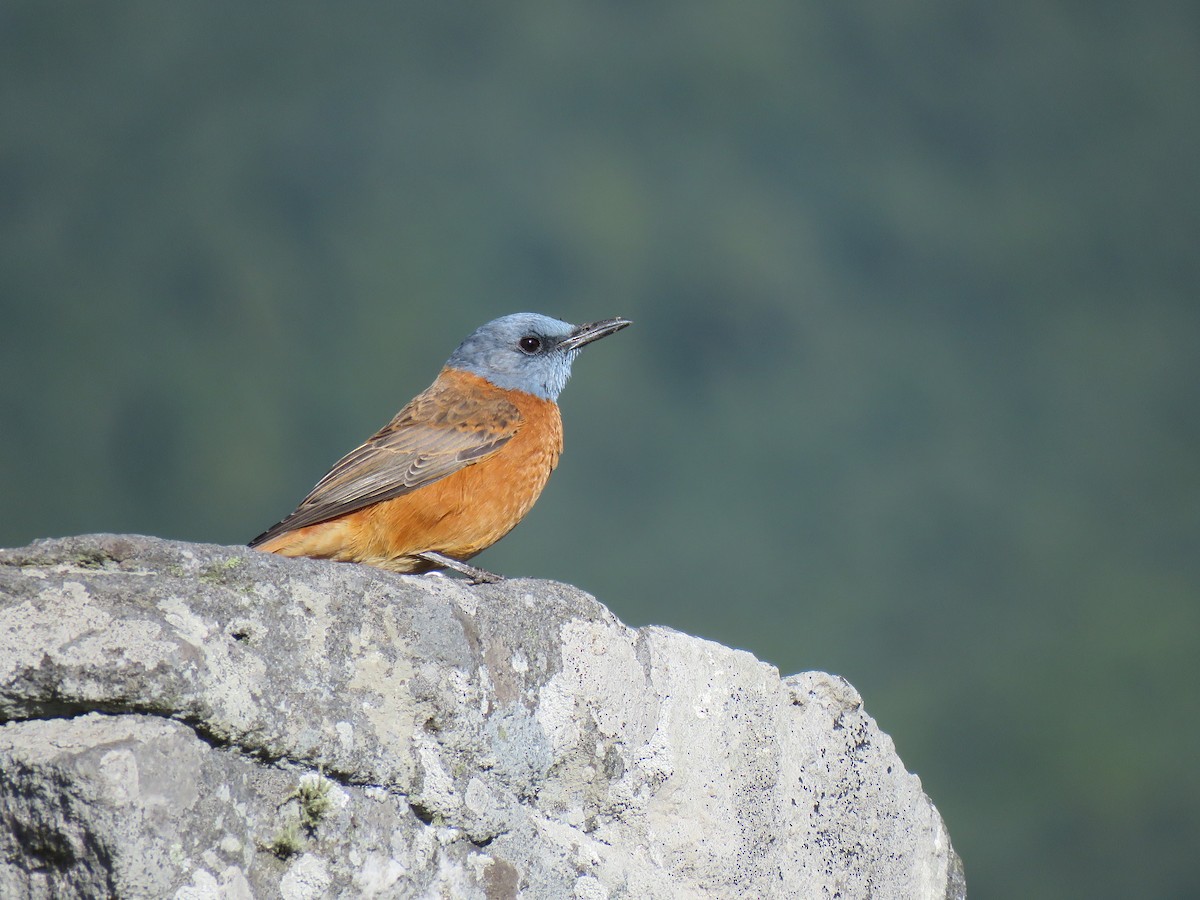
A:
[518,335,542,354]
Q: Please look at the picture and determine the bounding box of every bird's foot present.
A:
[415,551,504,584]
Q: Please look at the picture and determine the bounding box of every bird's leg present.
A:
[415,551,504,584]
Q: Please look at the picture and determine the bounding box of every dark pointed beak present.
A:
[559,317,632,352]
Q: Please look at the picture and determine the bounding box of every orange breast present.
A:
[357,387,562,570]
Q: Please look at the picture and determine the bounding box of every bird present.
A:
[250,312,631,581]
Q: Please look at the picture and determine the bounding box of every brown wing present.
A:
[250,375,522,546]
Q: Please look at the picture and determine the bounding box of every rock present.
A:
[0,534,964,899]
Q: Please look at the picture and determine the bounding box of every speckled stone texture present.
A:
[0,534,964,899]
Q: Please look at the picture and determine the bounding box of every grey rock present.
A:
[0,534,964,899]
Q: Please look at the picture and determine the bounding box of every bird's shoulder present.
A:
[384,367,526,442]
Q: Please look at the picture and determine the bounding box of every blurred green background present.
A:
[3,3,1197,896]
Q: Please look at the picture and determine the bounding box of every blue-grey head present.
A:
[445,313,631,401]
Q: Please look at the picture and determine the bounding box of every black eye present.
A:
[518,335,542,354]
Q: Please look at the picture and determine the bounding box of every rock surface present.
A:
[0,534,964,899]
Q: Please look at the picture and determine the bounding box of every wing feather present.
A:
[250,376,521,546]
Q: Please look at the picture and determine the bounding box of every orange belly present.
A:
[256,391,562,573]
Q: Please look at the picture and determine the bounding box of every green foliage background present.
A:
[3,4,1197,896]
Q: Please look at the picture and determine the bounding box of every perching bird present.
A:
[250,313,631,581]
